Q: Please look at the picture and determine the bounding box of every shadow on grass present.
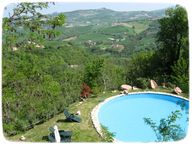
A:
[42,135,49,141]
[56,119,72,123]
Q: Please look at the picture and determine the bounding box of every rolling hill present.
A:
[61,8,165,26]
[51,8,164,57]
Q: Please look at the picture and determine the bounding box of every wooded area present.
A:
[2,3,189,136]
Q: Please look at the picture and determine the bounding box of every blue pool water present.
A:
[98,93,189,142]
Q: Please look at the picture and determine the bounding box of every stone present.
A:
[133,86,139,90]
[161,83,166,88]
[150,80,158,89]
[174,87,182,94]
[20,135,26,141]
[112,90,117,93]
[120,91,124,94]
[76,110,81,115]
[123,90,128,94]
[12,47,18,51]
[121,84,132,90]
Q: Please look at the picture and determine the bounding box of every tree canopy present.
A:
[156,5,188,74]
[3,2,65,50]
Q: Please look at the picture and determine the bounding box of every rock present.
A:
[76,110,81,115]
[70,65,78,68]
[150,80,158,89]
[121,84,132,90]
[133,86,139,90]
[120,91,124,94]
[161,83,166,88]
[112,90,117,93]
[12,47,18,51]
[123,90,128,94]
[20,135,26,141]
[174,87,182,94]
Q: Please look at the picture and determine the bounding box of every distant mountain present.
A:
[48,7,166,57]
[52,8,166,26]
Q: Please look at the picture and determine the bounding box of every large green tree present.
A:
[156,5,188,74]
[2,2,68,135]
[3,2,65,50]
[84,58,104,92]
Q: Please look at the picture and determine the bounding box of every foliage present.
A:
[125,51,157,86]
[171,58,189,93]
[2,3,189,137]
[83,58,104,91]
[135,77,149,89]
[144,110,186,142]
[101,59,126,90]
[101,125,115,142]
[3,2,65,49]
[60,18,158,57]
[156,5,188,74]
[6,91,120,142]
[2,45,86,135]
[125,5,189,93]
[80,83,92,99]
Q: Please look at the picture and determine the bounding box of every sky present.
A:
[3,2,176,17]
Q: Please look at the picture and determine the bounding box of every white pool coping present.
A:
[90,91,189,142]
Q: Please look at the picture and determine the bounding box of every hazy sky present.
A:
[4,2,176,17]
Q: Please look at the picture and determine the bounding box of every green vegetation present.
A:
[5,91,118,142]
[2,2,189,142]
[144,110,187,142]
[2,42,126,135]
[60,19,156,57]
[101,125,115,142]
[6,89,185,142]
[126,5,189,94]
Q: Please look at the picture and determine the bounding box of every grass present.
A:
[127,20,151,34]
[5,91,119,142]
[5,88,188,142]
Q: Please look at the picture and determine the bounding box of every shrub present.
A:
[135,77,149,89]
[80,83,92,99]
[101,125,115,142]
[171,58,189,93]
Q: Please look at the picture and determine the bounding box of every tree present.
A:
[80,83,92,99]
[3,3,48,48]
[144,110,186,142]
[156,5,188,74]
[2,2,65,50]
[125,51,157,87]
[101,125,115,142]
[171,58,189,93]
[47,13,65,40]
[84,58,104,91]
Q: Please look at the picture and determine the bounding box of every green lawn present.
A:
[5,88,188,142]
[5,91,119,142]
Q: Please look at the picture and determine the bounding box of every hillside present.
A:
[3,4,189,141]
[61,8,165,26]
[52,8,163,56]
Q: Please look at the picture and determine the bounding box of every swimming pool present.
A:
[96,92,189,142]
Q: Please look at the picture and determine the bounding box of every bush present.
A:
[135,77,149,89]
[166,82,175,89]
[80,83,92,99]
[2,45,85,134]
[101,125,115,142]
[171,58,189,93]
[3,123,17,136]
